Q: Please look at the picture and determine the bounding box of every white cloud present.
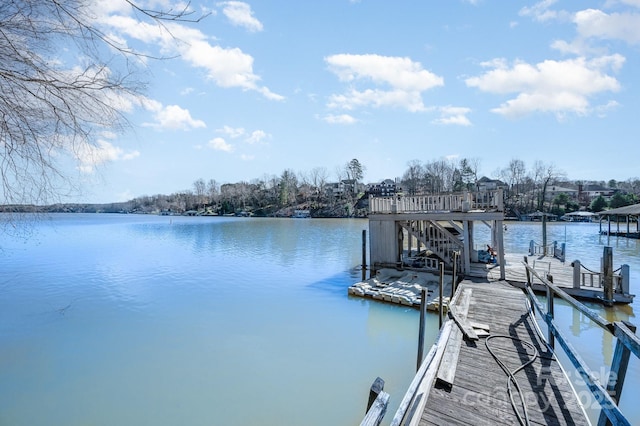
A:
[323,114,358,124]
[218,1,263,32]
[208,137,234,152]
[217,125,246,138]
[98,11,282,100]
[246,130,268,144]
[465,56,623,118]
[433,106,472,126]
[574,9,640,45]
[75,140,139,173]
[325,54,443,112]
[143,104,206,130]
[240,154,255,161]
[595,100,620,117]
[519,0,569,22]
[216,126,268,144]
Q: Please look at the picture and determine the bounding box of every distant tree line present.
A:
[4,157,639,217]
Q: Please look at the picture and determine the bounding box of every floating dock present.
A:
[348,269,452,310]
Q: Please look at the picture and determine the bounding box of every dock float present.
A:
[388,279,590,426]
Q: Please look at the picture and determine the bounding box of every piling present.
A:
[603,246,614,306]
[417,287,427,371]
[362,230,367,281]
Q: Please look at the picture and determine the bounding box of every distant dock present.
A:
[478,252,634,305]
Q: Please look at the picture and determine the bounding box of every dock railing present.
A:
[528,239,566,262]
[523,258,639,426]
[369,190,504,214]
[570,260,630,293]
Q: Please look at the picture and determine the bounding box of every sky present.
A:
[71,0,640,203]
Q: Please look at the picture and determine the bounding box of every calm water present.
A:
[0,215,638,425]
[0,214,434,426]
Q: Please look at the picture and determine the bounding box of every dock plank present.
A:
[436,289,472,389]
[417,280,589,426]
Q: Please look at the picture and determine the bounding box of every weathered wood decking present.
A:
[475,252,634,304]
[402,279,589,426]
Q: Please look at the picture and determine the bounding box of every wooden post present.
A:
[496,220,505,280]
[367,377,385,413]
[542,214,548,256]
[546,274,555,349]
[451,251,458,300]
[417,288,427,371]
[462,220,471,275]
[621,265,630,294]
[362,230,367,281]
[439,262,444,329]
[572,260,582,289]
[603,246,614,306]
[597,322,637,426]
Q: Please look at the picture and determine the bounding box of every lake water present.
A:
[0,215,638,425]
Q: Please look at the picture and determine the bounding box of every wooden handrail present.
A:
[369,190,504,214]
[522,259,637,426]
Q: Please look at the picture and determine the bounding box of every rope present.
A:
[579,263,622,275]
[531,241,554,249]
[579,264,600,274]
[485,335,539,426]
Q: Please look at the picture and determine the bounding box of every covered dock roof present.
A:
[598,202,640,217]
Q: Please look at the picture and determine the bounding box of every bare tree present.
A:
[308,167,328,201]
[0,0,206,206]
[402,159,425,195]
[531,161,565,211]
[499,158,527,208]
[206,179,219,205]
[425,159,454,193]
[193,178,206,209]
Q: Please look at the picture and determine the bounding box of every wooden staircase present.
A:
[402,220,464,267]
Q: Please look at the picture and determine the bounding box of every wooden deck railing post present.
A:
[621,265,630,294]
[367,377,385,413]
[598,321,637,426]
[524,256,531,287]
[542,214,548,256]
[572,260,582,289]
[362,377,389,426]
[546,274,555,349]
[417,287,427,371]
[451,251,458,300]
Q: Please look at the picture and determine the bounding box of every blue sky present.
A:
[74,0,640,203]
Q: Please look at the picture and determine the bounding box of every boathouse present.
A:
[367,190,505,280]
[598,202,640,239]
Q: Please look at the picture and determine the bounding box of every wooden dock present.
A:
[391,279,589,426]
[471,252,634,304]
